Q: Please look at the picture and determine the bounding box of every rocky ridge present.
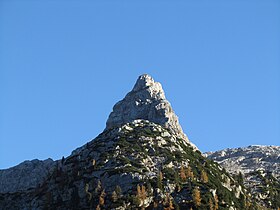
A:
[206,145,280,209]
[0,158,56,193]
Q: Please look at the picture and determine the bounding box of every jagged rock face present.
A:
[205,145,280,177]
[106,74,189,142]
[0,159,56,193]
[206,145,280,209]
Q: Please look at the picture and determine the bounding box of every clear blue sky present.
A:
[0,0,279,169]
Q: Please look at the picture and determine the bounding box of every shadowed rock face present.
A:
[0,158,56,193]
[106,74,190,142]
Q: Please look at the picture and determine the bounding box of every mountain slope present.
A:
[0,158,56,193]
[206,145,280,209]
[0,74,257,210]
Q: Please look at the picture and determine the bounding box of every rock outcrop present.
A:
[106,74,190,143]
[0,158,56,193]
[206,145,280,209]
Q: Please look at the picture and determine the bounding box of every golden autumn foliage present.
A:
[209,198,214,210]
[192,187,202,207]
[99,190,106,206]
[179,165,187,181]
[111,191,118,202]
[201,170,209,183]
[214,194,219,210]
[136,184,147,201]
[163,193,175,210]
[186,165,194,180]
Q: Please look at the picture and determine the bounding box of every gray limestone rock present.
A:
[106,74,190,143]
[0,158,56,193]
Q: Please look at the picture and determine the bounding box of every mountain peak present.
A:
[132,74,164,97]
[106,74,191,144]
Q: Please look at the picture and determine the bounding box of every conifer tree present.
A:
[141,185,147,200]
[95,180,102,194]
[192,187,201,207]
[209,198,214,210]
[111,191,118,203]
[115,185,122,197]
[157,172,163,190]
[136,184,147,201]
[99,196,104,206]
[159,171,163,182]
[201,170,209,183]
[186,165,194,180]
[137,184,141,197]
[214,194,219,210]
[179,166,186,181]
[99,190,106,206]
[237,171,244,185]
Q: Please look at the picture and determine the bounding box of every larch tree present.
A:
[201,170,209,183]
[157,171,163,190]
[209,198,214,210]
[192,187,202,207]
[186,165,194,180]
[214,194,219,210]
[179,166,186,181]
[99,190,106,206]
[111,191,118,203]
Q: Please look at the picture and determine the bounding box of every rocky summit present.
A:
[106,74,190,144]
[0,74,275,210]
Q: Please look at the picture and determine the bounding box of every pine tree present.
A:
[201,170,209,183]
[192,187,201,207]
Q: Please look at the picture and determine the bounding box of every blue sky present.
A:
[0,0,279,169]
